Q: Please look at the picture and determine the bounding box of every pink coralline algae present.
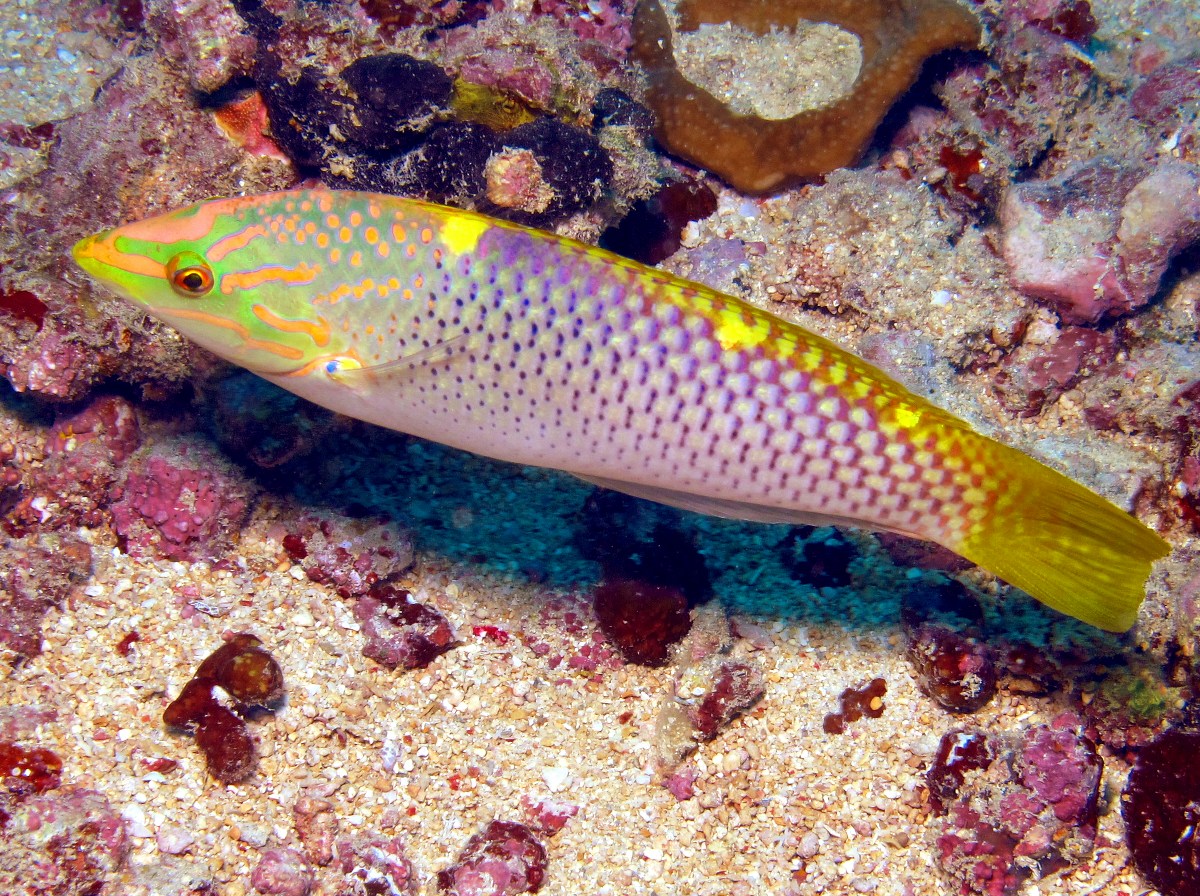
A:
[109,438,254,562]
[281,514,415,599]
[519,795,578,837]
[1,539,93,661]
[930,716,1102,896]
[145,0,257,94]
[1000,157,1200,323]
[335,836,416,896]
[1131,54,1200,131]
[686,659,766,741]
[437,821,548,895]
[293,796,338,866]
[353,584,458,671]
[993,326,1117,417]
[0,788,130,896]
[251,848,314,896]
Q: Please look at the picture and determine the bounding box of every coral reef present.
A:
[109,438,255,562]
[632,0,982,192]
[930,716,1103,895]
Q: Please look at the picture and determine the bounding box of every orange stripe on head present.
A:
[251,305,331,347]
[157,307,301,360]
[85,235,166,280]
[208,224,270,262]
[220,263,319,293]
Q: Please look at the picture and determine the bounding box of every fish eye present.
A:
[166,253,214,298]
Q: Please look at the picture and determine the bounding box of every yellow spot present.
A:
[326,214,340,229]
[350,251,363,267]
[402,288,414,300]
[350,211,363,227]
[894,407,921,429]
[284,217,297,232]
[339,226,352,243]
[406,244,417,258]
[388,277,400,290]
[392,222,407,242]
[826,363,847,385]
[377,242,390,259]
[368,201,381,218]
[420,227,433,244]
[439,213,488,256]
[364,226,379,244]
[330,248,342,264]
[713,310,770,351]
[318,195,333,213]
[304,221,317,235]
[316,233,329,249]
[301,200,313,213]
[413,274,424,289]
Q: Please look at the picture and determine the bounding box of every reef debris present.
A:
[632,0,982,192]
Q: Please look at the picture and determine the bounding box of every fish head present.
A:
[72,192,358,378]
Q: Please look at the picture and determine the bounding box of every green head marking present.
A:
[72,192,354,376]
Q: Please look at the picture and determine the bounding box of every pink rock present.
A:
[108,438,254,562]
[929,719,1101,895]
[146,0,258,94]
[436,821,547,895]
[1000,158,1200,322]
[993,326,1117,416]
[353,586,457,671]
[281,513,414,599]
[519,795,578,836]
[663,766,697,801]
[335,836,416,896]
[1,789,129,895]
[293,795,338,866]
[252,848,314,896]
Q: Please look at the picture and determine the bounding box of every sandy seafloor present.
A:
[1,0,1199,894]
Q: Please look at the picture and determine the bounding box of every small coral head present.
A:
[72,192,347,376]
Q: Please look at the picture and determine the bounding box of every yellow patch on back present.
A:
[713,310,770,352]
[894,407,921,429]
[439,213,490,256]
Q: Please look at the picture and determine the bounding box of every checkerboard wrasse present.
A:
[72,189,1170,631]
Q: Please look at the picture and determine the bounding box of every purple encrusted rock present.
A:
[930,715,1102,895]
[293,795,338,866]
[1000,157,1200,323]
[993,326,1117,417]
[335,836,416,896]
[436,821,548,895]
[0,788,130,895]
[251,848,314,896]
[353,586,457,670]
[108,438,254,563]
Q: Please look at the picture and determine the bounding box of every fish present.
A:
[72,189,1171,631]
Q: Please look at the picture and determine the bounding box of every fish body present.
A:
[72,189,1170,631]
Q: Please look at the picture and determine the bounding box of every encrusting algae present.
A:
[72,189,1169,632]
[632,0,983,192]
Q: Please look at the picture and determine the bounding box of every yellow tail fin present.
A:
[955,445,1171,632]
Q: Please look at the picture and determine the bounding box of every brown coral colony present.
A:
[632,0,982,192]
